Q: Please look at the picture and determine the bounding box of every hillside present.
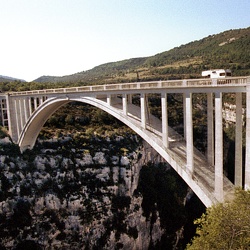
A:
[34,27,250,84]
[0,75,26,83]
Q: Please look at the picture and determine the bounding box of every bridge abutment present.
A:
[0,96,8,127]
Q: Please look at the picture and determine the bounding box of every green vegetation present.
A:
[39,102,135,142]
[187,189,250,250]
[0,126,8,138]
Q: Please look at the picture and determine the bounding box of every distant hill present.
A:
[31,26,249,84]
[33,57,148,84]
[0,75,26,83]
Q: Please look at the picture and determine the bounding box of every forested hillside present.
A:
[33,27,249,85]
[0,27,249,92]
[0,75,26,83]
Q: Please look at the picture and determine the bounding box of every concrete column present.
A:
[128,94,132,104]
[207,93,214,166]
[39,96,43,106]
[185,92,194,175]
[14,99,21,139]
[34,98,38,110]
[214,92,223,201]
[161,92,169,148]
[24,98,30,122]
[122,93,128,115]
[183,93,186,139]
[235,92,242,186]
[141,93,146,129]
[28,97,32,115]
[19,99,25,130]
[107,94,112,106]
[245,90,250,189]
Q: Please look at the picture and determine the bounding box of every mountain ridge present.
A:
[33,27,250,84]
[2,27,249,84]
[0,75,26,83]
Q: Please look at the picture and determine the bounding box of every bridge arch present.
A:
[18,95,218,207]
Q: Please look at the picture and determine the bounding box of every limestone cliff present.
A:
[0,134,203,249]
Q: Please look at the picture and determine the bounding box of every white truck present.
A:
[202,69,232,78]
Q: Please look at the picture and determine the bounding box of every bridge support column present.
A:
[19,98,26,130]
[215,92,223,202]
[183,93,186,139]
[24,98,31,123]
[185,92,194,175]
[107,94,112,106]
[161,93,169,148]
[39,97,43,106]
[122,94,128,115]
[207,93,214,166]
[235,92,243,187]
[34,98,38,110]
[14,99,21,139]
[141,93,146,129]
[245,90,250,189]
[28,97,32,116]
[128,94,132,104]
[24,98,30,123]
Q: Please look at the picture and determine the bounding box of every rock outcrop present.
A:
[0,134,200,249]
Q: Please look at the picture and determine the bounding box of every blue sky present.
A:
[1,0,249,81]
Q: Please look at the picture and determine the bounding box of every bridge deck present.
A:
[112,99,235,202]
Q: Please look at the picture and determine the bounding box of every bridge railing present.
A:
[217,77,247,85]
[186,77,248,86]
[6,76,249,96]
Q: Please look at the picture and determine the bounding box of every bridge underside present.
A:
[17,95,235,207]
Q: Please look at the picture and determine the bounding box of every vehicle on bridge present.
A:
[202,69,232,78]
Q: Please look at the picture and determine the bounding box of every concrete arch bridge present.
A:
[0,76,250,207]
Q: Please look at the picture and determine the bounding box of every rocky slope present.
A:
[0,132,204,249]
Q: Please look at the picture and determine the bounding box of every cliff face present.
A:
[0,134,202,249]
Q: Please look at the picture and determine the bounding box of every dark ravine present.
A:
[0,133,205,249]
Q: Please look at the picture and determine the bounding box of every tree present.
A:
[187,189,250,250]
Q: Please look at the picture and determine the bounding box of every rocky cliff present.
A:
[0,133,204,249]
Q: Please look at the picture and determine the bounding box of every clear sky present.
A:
[1,0,249,82]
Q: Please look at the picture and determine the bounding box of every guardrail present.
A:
[7,76,249,96]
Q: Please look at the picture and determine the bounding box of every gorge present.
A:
[0,117,205,249]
